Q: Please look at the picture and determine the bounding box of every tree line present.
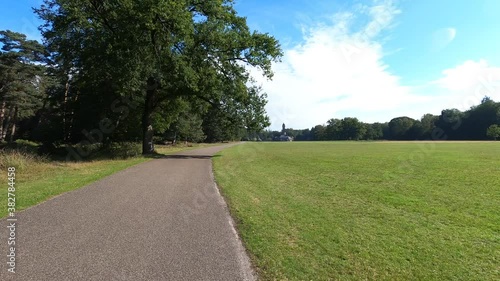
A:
[0,0,281,156]
[259,97,500,141]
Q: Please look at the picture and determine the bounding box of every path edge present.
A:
[209,159,258,281]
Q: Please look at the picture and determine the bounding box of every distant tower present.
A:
[282,123,286,135]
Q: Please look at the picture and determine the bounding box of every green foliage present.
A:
[242,86,271,132]
[325,117,367,140]
[75,142,103,157]
[365,122,386,140]
[106,142,142,158]
[311,124,327,140]
[420,113,438,139]
[0,139,41,154]
[35,0,282,154]
[486,124,500,140]
[14,139,40,147]
[202,106,246,142]
[0,30,49,142]
[389,116,415,140]
[434,109,464,139]
[174,113,206,143]
[461,99,500,139]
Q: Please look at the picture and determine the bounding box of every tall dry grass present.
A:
[0,149,48,171]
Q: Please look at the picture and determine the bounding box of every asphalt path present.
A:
[0,143,255,281]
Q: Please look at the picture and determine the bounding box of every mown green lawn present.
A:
[214,142,500,280]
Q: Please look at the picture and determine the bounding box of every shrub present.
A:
[0,139,41,154]
[107,142,142,159]
[69,142,103,159]
[486,124,500,140]
[15,139,40,147]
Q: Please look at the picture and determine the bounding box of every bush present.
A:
[486,124,500,140]
[49,142,141,160]
[78,142,103,155]
[15,139,40,147]
[106,142,142,159]
[0,139,41,154]
[47,142,106,160]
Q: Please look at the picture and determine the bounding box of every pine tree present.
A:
[0,30,48,142]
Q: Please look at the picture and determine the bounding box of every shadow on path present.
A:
[162,154,221,160]
[145,153,222,160]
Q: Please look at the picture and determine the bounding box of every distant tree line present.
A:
[258,97,500,141]
[0,0,282,156]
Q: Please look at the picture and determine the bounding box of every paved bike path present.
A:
[0,144,255,280]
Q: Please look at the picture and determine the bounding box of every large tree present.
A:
[324,117,366,140]
[461,97,500,140]
[35,0,281,154]
[0,30,48,142]
[388,116,415,140]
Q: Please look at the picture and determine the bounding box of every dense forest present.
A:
[0,0,281,158]
[258,97,500,141]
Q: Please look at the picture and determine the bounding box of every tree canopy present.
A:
[31,0,281,154]
[0,30,48,142]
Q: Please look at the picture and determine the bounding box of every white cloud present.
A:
[432,59,500,111]
[431,27,456,52]
[254,0,425,129]
[253,1,500,130]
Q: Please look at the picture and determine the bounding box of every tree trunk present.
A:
[8,106,17,143]
[32,98,48,130]
[142,78,156,154]
[67,90,79,142]
[0,100,5,141]
[63,80,70,142]
[2,105,14,140]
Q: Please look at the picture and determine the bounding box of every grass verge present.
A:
[213,142,500,280]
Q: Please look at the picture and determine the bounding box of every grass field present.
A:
[0,143,217,218]
[213,142,500,280]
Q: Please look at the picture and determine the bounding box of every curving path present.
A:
[0,143,255,281]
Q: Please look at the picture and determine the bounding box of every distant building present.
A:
[279,135,293,141]
[277,122,293,141]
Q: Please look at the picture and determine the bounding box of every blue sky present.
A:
[2,0,500,130]
[0,1,44,41]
